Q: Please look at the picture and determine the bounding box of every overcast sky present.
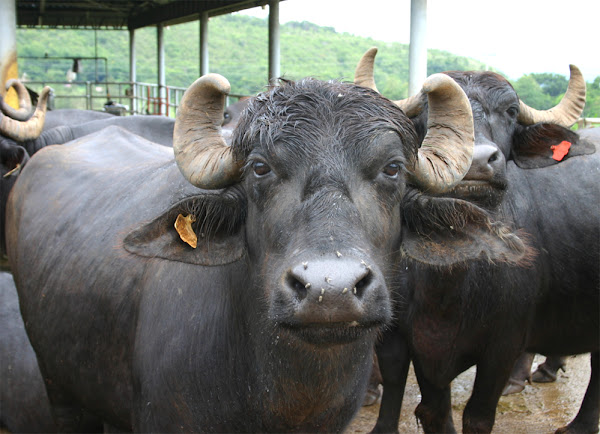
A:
[239,0,600,81]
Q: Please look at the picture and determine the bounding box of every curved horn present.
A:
[393,93,425,118]
[1,79,33,121]
[411,74,474,194]
[354,48,425,117]
[0,86,52,141]
[518,65,586,127]
[354,47,379,92]
[173,73,244,190]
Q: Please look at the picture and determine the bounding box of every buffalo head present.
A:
[355,48,589,210]
[164,73,479,345]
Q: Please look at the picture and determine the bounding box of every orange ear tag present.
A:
[175,214,197,248]
[550,141,571,161]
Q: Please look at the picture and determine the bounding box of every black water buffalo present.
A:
[0,271,57,432]
[356,48,599,433]
[6,71,532,431]
[0,85,246,260]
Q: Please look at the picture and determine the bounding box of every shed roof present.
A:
[16,0,274,30]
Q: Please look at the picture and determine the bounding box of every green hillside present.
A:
[16,13,489,100]
[15,13,600,116]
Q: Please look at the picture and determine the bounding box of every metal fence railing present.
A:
[24,81,247,117]
[575,118,600,129]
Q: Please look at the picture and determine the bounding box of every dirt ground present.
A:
[346,354,595,433]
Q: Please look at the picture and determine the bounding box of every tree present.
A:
[582,76,600,118]
[512,75,554,110]
[529,72,568,97]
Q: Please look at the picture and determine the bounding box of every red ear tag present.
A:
[550,141,571,161]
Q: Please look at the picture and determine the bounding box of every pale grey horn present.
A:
[518,65,586,127]
[0,86,52,141]
[412,74,474,193]
[1,79,33,121]
[354,47,425,117]
[173,74,244,190]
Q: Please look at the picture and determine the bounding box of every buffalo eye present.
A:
[253,161,271,177]
[506,106,518,118]
[382,162,400,178]
[222,112,231,126]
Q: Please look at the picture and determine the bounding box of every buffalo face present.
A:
[355,48,588,212]
[235,84,416,343]
[171,74,477,347]
[417,71,514,210]
[234,80,417,345]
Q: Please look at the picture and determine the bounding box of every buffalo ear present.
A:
[124,193,246,266]
[512,123,595,169]
[401,192,534,267]
[0,143,29,177]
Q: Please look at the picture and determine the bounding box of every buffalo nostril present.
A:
[353,269,372,298]
[488,151,499,164]
[286,275,308,300]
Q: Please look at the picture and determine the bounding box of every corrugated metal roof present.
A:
[16,0,274,30]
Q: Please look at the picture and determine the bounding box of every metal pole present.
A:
[129,28,137,114]
[268,0,280,86]
[157,23,166,115]
[0,0,18,107]
[409,0,427,96]
[200,11,209,76]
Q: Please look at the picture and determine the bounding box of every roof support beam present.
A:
[200,11,209,76]
[157,23,166,115]
[129,28,137,114]
[0,0,18,107]
[408,0,427,96]
[268,0,280,85]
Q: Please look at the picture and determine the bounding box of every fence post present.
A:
[86,81,91,110]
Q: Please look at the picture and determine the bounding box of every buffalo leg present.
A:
[556,352,599,434]
[502,352,535,395]
[364,352,383,407]
[371,330,411,433]
[462,355,516,433]
[412,359,456,434]
[532,355,567,383]
[45,382,103,432]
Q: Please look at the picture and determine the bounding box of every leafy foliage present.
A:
[16,13,488,100]
[15,13,599,117]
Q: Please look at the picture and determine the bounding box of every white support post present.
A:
[0,0,18,106]
[157,23,166,115]
[268,0,280,86]
[409,0,427,96]
[129,28,137,114]
[200,11,209,76]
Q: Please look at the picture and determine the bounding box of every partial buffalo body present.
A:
[356,49,599,433]
[42,108,115,130]
[0,93,248,259]
[0,271,56,433]
[6,73,531,431]
[0,95,244,270]
[503,353,568,395]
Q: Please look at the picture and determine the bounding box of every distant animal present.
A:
[6,72,529,431]
[0,79,247,259]
[356,48,599,434]
[42,108,115,130]
[503,353,568,395]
